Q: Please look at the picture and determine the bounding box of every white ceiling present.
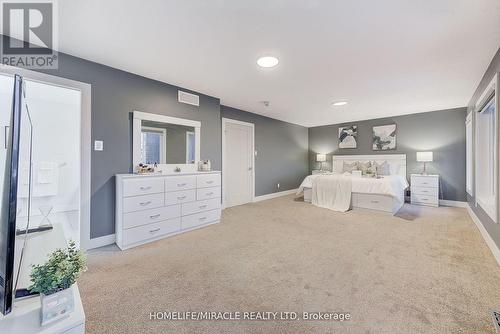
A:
[57,0,500,127]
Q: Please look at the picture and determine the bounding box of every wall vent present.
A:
[178,90,200,107]
[492,311,500,333]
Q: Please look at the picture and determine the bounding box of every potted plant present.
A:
[29,240,87,326]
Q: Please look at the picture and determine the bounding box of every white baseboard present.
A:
[87,234,116,250]
[439,200,468,208]
[253,188,298,202]
[467,204,500,266]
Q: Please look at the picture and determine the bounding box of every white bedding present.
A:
[298,173,409,200]
[311,175,352,212]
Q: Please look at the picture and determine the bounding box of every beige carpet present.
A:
[80,195,500,333]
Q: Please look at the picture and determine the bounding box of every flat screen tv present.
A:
[0,74,23,315]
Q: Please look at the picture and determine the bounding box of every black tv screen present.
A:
[0,74,23,315]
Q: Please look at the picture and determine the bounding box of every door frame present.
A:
[221,117,255,209]
[0,66,92,250]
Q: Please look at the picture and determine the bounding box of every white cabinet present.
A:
[116,171,221,250]
[411,174,439,207]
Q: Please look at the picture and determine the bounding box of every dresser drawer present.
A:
[181,209,221,230]
[352,193,394,211]
[123,205,181,229]
[411,193,438,206]
[197,174,221,188]
[412,187,438,196]
[196,186,221,200]
[122,218,181,246]
[165,176,196,192]
[123,193,164,213]
[165,189,196,206]
[411,176,438,188]
[123,178,164,197]
[182,198,221,216]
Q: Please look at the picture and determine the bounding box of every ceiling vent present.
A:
[178,90,200,107]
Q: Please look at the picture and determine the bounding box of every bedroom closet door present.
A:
[222,118,254,208]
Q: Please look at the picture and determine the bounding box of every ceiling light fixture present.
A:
[332,101,348,106]
[257,56,279,68]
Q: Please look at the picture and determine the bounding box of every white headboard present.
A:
[331,154,407,178]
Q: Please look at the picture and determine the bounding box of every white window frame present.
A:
[465,112,473,196]
[185,131,195,163]
[474,73,499,223]
[141,126,167,164]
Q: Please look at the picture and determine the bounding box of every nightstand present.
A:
[411,174,439,207]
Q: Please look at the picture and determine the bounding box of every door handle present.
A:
[248,167,253,171]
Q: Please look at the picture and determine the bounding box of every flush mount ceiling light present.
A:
[331,101,348,106]
[257,56,279,68]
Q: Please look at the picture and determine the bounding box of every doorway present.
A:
[0,68,91,250]
[222,118,255,208]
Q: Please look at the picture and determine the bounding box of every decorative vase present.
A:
[40,287,74,326]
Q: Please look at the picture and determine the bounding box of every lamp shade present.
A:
[316,154,326,162]
[416,151,433,162]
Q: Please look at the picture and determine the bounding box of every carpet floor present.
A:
[80,195,500,333]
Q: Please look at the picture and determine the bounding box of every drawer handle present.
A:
[199,216,207,221]
[140,186,152,190]
[206,192,214,196]
[371,200,379,203]
[422,198,428,201]
[177,183,187,187]
[177,196,187,200]
[206,180,214,184]
[422,190,428,193]
[199,205,207,209]
[149,214,161,219]
[149,228,161,233]
[139,201,151,206]
[422,182,428,185]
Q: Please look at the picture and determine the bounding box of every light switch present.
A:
[94,140,103,151]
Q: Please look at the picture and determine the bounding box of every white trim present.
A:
[87,234,116,250]
[439,200,468,208]
[221,117,255,209]
[0,67,92,251]
[467,204,500,265]
[132,110,201,172]
[474,73,499,223]
[253,188,298,202]
[133,110,201,128]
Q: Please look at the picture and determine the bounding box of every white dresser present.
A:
[410,174,439,207]
[115,171,221,250]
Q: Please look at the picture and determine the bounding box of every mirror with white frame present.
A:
[132,111,200,169]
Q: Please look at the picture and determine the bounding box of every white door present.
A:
[223,119,254,208]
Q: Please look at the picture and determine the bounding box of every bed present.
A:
[298,154,409,214]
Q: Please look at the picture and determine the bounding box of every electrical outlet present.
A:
[277,183,280,189]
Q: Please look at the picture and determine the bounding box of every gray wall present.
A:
[308,108,467,201]
[0,34,223,239]
[467,47,500,250]
[220,106,309,196]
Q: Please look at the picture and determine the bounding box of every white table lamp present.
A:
[316,154,326,171]
[416,151,433,175]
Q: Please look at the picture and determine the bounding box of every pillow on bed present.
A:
[343,161,358,173]
[374,161,390,175]
[358,161,371,175]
